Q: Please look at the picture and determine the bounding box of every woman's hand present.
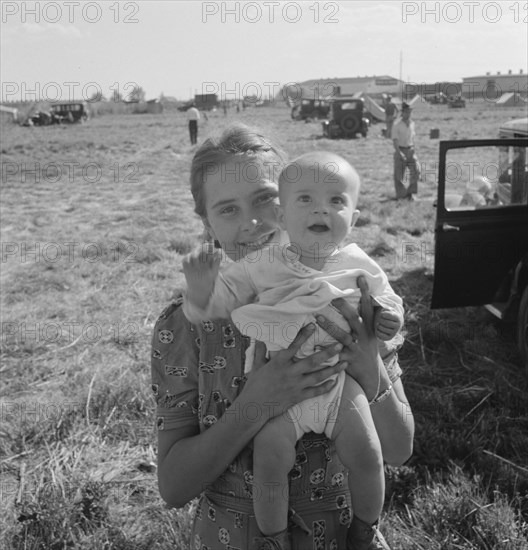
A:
[182,240,222,310]
[242,324,348,422]
[315,276,386,401]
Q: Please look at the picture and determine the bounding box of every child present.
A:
[183,152,403,550]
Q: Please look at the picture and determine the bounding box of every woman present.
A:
[151,124,414,550]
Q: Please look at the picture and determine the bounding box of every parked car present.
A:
[321,97,369,139]
[431,118,528,366]
[425,92,448,104]
[447,95,466,108]
[28,110,61,126]
[50,102,89,123]
[291,99,330,121]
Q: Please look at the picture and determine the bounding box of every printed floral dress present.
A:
[151,295,401,550]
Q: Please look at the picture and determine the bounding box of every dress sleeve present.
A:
[151,297,200,432]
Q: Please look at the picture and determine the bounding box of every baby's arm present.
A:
[350,253,404,342]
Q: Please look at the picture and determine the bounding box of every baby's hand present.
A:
[182,242,222,309]
[374,307,403,341]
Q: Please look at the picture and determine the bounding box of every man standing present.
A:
[187,103,200,145]
[384,95,398,138]
[392,102,420,200]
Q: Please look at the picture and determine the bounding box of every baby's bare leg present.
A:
[332,376,384,524]
[253,412,298,536]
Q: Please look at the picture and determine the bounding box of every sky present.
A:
[1,0,527,102]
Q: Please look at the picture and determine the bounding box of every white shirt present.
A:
[391,118,416,147]
[187,107,200,121]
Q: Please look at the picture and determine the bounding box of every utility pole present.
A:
[399,50,403,100]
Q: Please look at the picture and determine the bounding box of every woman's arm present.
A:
[182,244,257,322]
[157,326,347,508]
[316,276,414,466]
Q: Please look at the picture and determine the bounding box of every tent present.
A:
[0,104,18,122]
[406,94,431,112]
[363,95,385,122]
[495,92,526,107]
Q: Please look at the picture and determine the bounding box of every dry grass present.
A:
[1,100,527,548]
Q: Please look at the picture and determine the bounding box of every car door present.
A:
[431,138,528,310]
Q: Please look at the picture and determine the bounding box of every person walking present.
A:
[392,102,420,200]
[384,95,398,139]
[187,103,200,145]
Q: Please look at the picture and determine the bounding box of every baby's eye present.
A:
[298,195,311,203]
[331,196,346,205]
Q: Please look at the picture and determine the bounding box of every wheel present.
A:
[340,115,360,138]
[517,285,528,369]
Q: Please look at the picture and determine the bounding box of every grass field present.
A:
[1,99,527,549]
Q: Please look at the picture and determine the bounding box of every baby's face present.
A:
[278,157,359,262]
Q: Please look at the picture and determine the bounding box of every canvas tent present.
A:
[0,105,18,122]
[495,92,526,107]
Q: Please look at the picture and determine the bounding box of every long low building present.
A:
[462,71,528,100]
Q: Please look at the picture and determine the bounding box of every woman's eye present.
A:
[220,206,238,216]
[256,193,276,205]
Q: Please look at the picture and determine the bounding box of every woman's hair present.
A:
[190,123,286,218]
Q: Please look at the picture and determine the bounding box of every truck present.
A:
[194,94,218,111]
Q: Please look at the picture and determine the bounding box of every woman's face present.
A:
[202,156,281,261]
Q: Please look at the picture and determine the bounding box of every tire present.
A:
[340,115,359,138]
[517,285,528,370]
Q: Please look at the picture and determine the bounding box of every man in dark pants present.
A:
[187,103,200,145]
[392,102,420,200]
[384,95,398,138]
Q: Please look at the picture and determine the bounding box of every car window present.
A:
[444,144,528,211]
[340,102,358,110]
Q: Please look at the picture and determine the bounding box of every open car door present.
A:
[431,138,528,314]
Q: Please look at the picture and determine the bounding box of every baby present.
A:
[183,152,403,550]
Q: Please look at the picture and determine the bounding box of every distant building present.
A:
[146,99,163,114]
[462,70,528,100]
[282,75,404,102]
